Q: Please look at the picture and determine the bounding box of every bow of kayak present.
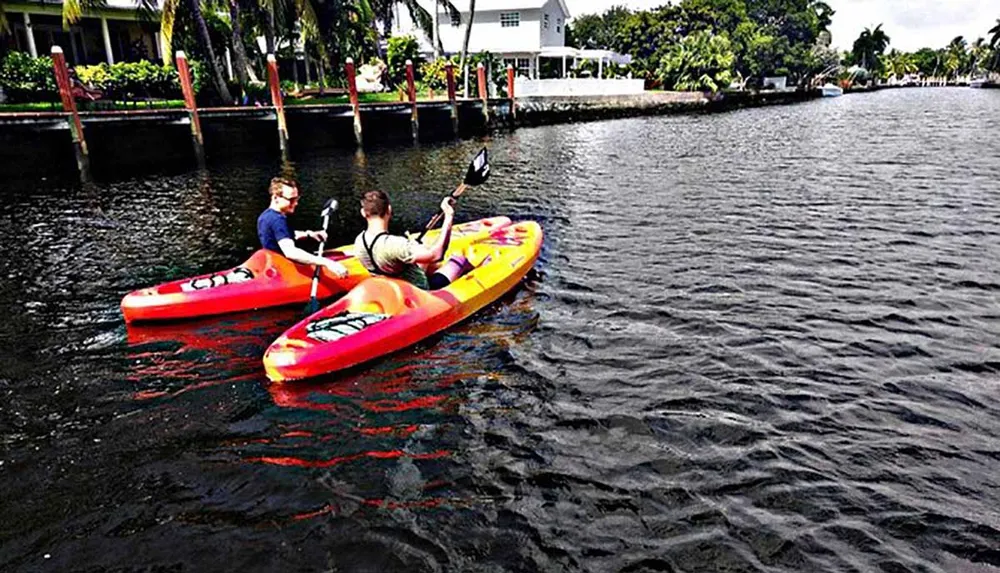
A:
[263,221,543,382]
[120,216,512,323]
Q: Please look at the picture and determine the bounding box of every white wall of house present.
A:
[437,8,543,54]
[539,0,567,48]
[396,0,569,56]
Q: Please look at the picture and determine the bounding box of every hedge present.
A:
[0,51,203,104]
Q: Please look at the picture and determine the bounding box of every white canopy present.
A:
[537,47,630,65]
[535,47,631,79]
[577,49,631,66]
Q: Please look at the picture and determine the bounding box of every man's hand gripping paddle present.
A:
[415,147,491,243]
[305,198,338,315]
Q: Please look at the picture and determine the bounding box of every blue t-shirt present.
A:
[257,208,294,252]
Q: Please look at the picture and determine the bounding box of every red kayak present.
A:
[121,217,512,323]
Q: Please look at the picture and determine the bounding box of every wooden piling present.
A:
[345,57,363,147]
[406,59,419,141]
[507,64,516,120]
[266,54,289,158]
[446,62,459,136]
[51,46,91,183]
[477,63,488,123]
[175,51,205,166]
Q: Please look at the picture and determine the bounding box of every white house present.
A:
[2,0,163,65]
[393,0,571,79]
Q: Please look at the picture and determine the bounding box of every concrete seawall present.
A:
[0,90,820,181]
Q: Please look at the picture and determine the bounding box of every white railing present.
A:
[514,78,645,97]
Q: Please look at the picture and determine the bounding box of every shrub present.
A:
[466,51,506,97]
[386,35,423,87]
[0,52,59,103]
[76,60,181,99]
[0,52,202,104]
[419,57,453,92]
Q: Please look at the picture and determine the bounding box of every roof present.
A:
[538,47,632,64]
[447,0,570,17]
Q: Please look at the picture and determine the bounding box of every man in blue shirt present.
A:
[257,177,347,278]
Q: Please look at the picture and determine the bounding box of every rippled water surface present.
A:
[2,88,999,572]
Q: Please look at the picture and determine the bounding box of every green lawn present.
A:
[0,92,450,114]
[285,91,446,106]
[0,99,187,113]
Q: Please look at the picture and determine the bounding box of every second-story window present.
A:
[500,12,520,28]
[556,18,562,33]
[451,12,461,27]
[543,13,549,29]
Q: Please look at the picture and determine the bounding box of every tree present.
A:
[970,37,990,74]
[885,49,916,80]
[989,18,1000,48]
[186,0,232,102]
[566,13,605,49]
[851,24,890,71]
[0,2,10,38]
[227,0,254,85]
[613,7,676,82]
[988,19,1000,72]
[944,35,968,78]
[566,6,631,50]
[910,47,940,76]
[658,29,735,92]
[458,0,475,96]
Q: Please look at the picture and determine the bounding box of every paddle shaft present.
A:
[416,183,467,243]
[309,210,332,300]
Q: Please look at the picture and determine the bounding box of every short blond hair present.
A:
[269,177,298,197]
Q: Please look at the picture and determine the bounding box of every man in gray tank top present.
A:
[355,190,470,290]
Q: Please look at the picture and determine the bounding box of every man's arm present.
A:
[294,230,327,242]
[277,238,347,277]
[411,198,455,264]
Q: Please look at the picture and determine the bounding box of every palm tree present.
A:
[851,24,890,71]
[813,1,834,32]
[160,0,233,101]
[459,0,475,95]
[969,37,989,74]
[227,0,255,84]
[369,0,458,59]
[944,36,968,79]
[986,18,1000,74]
[187,0,233,101]
[0,2,9,37]
[886,49,916,80]
[61,0,102,30]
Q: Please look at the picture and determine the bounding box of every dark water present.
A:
[2,88,1000,572]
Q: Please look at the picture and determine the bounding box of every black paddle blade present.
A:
[463,148,490,186]
[322,198,339,218]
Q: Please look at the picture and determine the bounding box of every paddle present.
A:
[415,147,491,243]
[305,198,339,315]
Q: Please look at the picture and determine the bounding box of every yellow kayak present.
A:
[263,220,543,381]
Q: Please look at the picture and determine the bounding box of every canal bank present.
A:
[0,89,819,181]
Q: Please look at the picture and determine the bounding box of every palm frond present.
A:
[294,0,326,62]
[439,0,460,22]
[62,0,108,29]
[63,0,84,29]
[0,3,10,37]
[159,0,178,65]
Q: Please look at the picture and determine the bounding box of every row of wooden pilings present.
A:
[46,45,518,183]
